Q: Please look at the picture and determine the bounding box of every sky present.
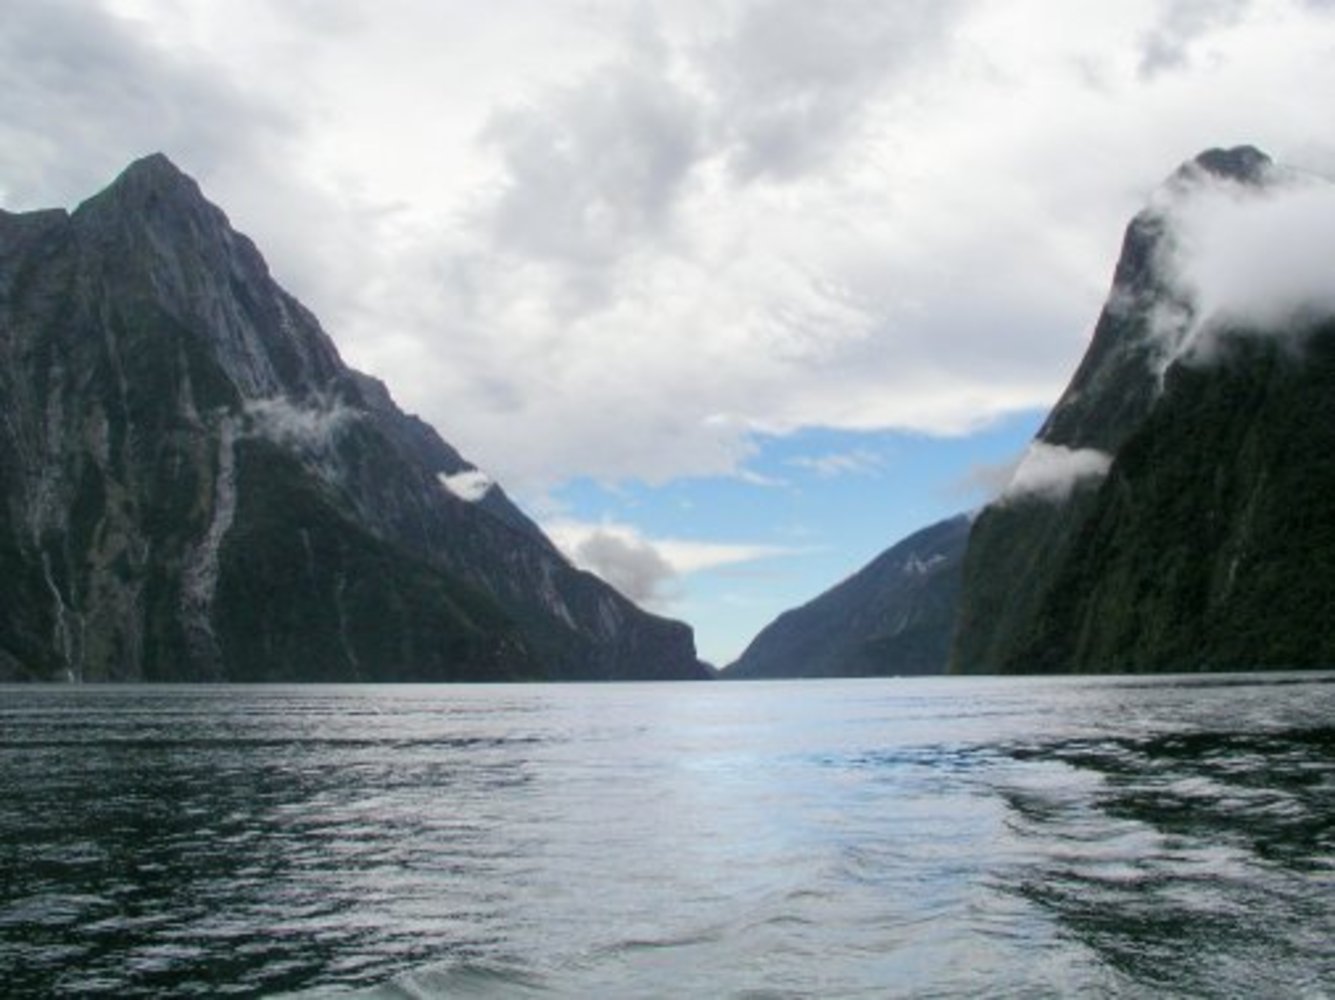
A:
[4,0,1335,665]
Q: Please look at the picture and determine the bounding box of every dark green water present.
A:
[1,674,1331,997]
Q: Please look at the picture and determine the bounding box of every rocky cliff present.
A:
[725,515,969,678]
[951,146,1335,673]
[0,155,708,682]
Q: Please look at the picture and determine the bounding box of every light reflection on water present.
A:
[0,675,1332,998]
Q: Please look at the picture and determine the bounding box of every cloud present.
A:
[1138,0,1253,79]
[1150,165,1335,369]
[564,528,678,609]
[703,0,963,181]
[955,454,1024,501]
[438,469,494,503]
[1001,442,1113,505]
[544,518,796,610]
[0,0,290,209]
[653,537,800,575]
[478,52,704,308]
[351,2,1104,491]
[6,1,1335,501]
[786,449,884,478]
[243,397,356,452]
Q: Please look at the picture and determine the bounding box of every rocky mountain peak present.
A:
[1037,145,1282,453]
[0,156,708,683]
[68,156,345,401]
[109,151,198,193]
[1187,145,1272,185]
[76,152,225,240]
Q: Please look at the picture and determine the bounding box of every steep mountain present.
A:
[0,154,709,682]
[952,146,1335,673]
[725,514,969,678]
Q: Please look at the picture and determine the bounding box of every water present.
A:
[0,674,1331,998]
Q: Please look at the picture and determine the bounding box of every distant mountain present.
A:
[725,515,969,678]
[951,146,1335,673]
[0,154,709,682]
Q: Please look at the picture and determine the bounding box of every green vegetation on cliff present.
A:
[952,146,1335,673]
[1004,328,1335,671]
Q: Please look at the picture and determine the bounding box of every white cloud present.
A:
[702,0,963,181]
[653,537,799,575]
[479,57,703,275]
[243,397,356,452]
[0,0,290,209]
[1138,0,1253,79]
[563,528,678,609]
[543,518,796,610]
[4,0,1335,497]
[786,449,884,478]
[1150,166,1335,370]
[438,469,494,503]
[1001,442,1113,505]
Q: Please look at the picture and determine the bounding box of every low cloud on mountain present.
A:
[1001,443,1113,505]
[1153,168,1335,368]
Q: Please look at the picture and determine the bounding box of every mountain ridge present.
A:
[725,514,970,679]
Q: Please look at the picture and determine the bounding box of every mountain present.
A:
[951,146,1335,673]
[0,154,710,682]
[725,514,969,679]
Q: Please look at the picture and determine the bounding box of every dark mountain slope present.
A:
[725,515,969,678]
[0,155,707,682]
[1002,328,1335,671]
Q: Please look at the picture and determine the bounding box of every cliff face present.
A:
[726,515,969,679]
[0,155,708,682]
[951,146,1335,673]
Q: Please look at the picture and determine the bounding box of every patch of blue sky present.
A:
[548,410,1045,666]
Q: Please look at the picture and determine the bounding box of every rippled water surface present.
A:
[1,674,1332,997]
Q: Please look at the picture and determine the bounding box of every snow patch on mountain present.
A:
[904,553,948,576]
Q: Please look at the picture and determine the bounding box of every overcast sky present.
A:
[4,0,1335,664]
